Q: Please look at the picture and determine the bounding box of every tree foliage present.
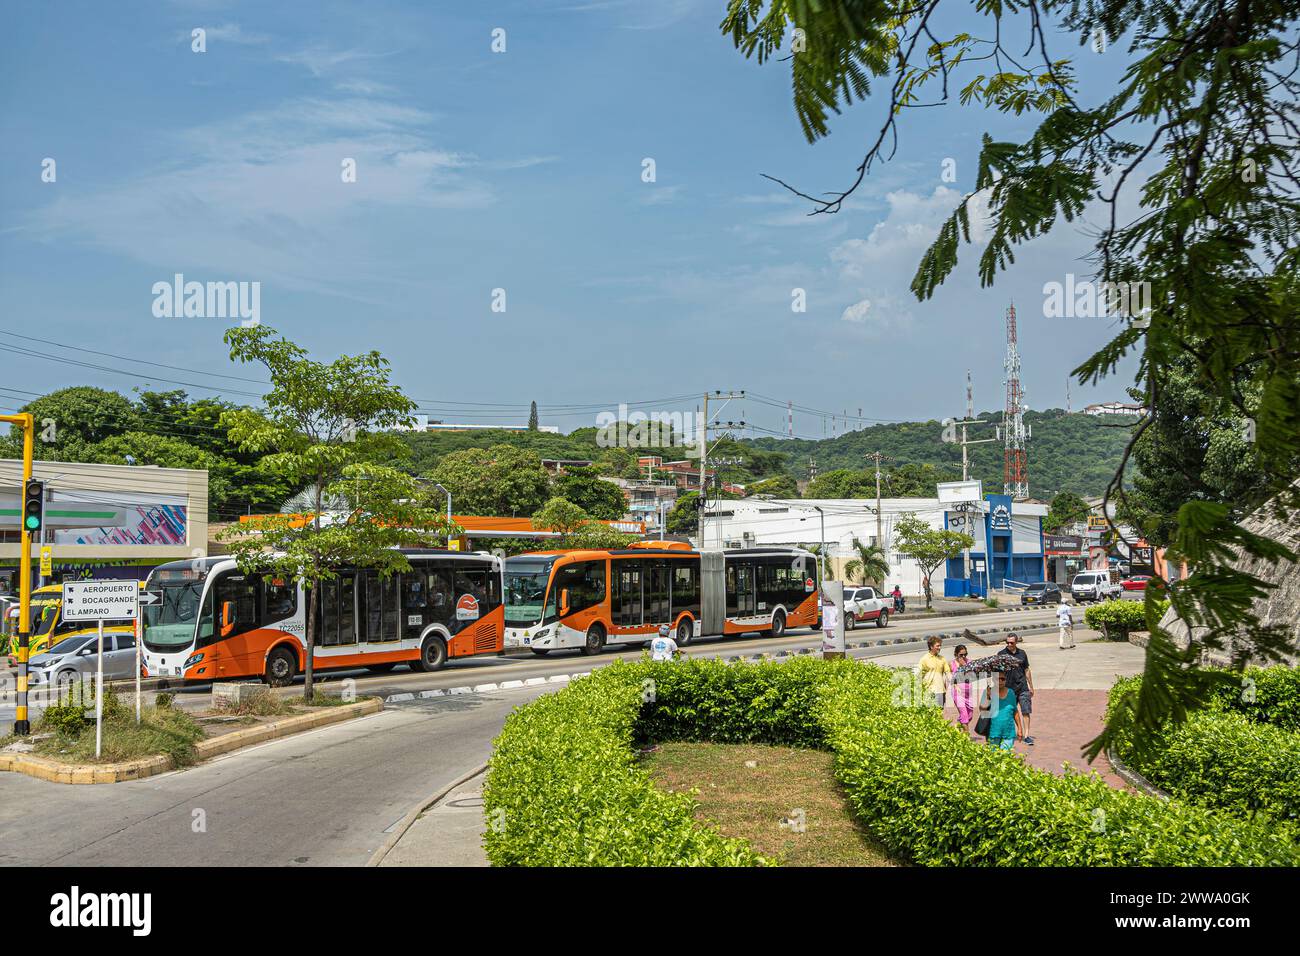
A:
[892,513,973,610]
[721,0,1300,757]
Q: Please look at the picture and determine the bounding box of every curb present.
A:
[0,697,384,785]
[1105,747,1170,800]
[366,761,490,867]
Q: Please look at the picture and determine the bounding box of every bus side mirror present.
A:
[560,589,570,616]
[221,601,236,636]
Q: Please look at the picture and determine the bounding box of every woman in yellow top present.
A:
[917,636,950,708]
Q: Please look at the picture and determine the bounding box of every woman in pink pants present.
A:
[950,644,974,734]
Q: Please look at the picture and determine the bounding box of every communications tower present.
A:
[1002,303,1029,498]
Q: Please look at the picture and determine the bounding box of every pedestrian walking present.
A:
[979,671,1022,750]
[1057,602,1075,649]
[950,644,974,733]
[997,633,1035,744]
[916,636,949,708]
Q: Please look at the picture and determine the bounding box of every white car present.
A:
[1070,570,1122,603]
[843,587,890,629]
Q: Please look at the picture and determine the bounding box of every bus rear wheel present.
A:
[413,636,448,672]
[770,611,787,638]
[580,625,606,656]
[264,647,297,687]
[876,609,890,628]
[675,619,693,647]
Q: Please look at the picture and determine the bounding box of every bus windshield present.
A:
[33,601,59,636]
[143,580,206,650]
[504,558,556,626]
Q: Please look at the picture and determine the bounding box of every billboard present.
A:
[48,492,189,547]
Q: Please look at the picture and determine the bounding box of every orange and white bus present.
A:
[503,542,819,656]
[141,549,504,685]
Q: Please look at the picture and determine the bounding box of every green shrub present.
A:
[485,659,1298,866]
[483,661,770,867]
[155,692,175,709]
[1107,667,1300,834]
[984,596,999,608]
[38,700,88,737]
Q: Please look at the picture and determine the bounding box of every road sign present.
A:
[61,579,139,621]
[937,479,983,505]
[139,590,162,606]
[39,546,52,577]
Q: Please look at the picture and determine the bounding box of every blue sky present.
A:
[0,0,1141,438]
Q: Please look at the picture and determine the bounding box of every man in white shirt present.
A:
[1057,601,1075,649]
[650,625,680,662]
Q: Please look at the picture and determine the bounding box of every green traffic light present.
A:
[24,516,39,530]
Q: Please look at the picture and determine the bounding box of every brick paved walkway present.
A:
[949,688,1127,789]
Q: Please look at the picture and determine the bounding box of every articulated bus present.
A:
[141,549,504,685]
[503,542,819,656]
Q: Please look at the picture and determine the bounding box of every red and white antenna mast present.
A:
[1002,303,1029,498]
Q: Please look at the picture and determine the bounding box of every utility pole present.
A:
[866,451,892,548]
[697,391,745,549]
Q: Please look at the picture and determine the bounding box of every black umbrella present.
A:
[956,653,1019,675]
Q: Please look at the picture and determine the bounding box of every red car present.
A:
[1121,575,1152,591]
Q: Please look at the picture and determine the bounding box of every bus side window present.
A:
[427,568,454,623]
[214,575,260,640]
[264,577,297,621]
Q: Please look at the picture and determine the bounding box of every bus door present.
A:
[729,562,756,617]
[647,561,671,626]
[613,561,643,630]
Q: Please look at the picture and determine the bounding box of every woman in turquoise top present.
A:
[983,671,1021,750]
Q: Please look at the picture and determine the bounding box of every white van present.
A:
[1070,569,1120,603]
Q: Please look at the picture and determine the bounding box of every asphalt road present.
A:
[0,605,1059,866]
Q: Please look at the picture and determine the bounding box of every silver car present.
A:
[27,633,139,691]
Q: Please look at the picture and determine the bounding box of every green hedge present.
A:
[1107,669,1300,833]
[481,661,770,866]
[484,659,1299,866]
[1083,598,1169,638]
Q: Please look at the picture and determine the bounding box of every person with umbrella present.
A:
[956,652,1023,747]
[997,633,1035,744]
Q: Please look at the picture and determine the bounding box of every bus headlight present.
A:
[184,653,204,669]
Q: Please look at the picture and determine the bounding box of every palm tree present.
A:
[842,537,889,586]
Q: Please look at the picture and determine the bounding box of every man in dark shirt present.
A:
[998,633,1035,744]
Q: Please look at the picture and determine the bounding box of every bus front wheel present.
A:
[264,647,297,687]
[414,636,448,672]
[580,625,606,656]
[770,611,787,638]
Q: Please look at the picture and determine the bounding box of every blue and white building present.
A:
[704,494,1048,597]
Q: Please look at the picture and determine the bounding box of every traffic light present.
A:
[22,479,44,534]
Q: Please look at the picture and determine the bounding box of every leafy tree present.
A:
[1120,361,1278,547]
[533,497,638,550]
[218,325,426,698]
[0,386,138,459]
[665,491,701,535]
[747,474,799,498]
[806,468,875,499]
[892,514,973,611]
[430,445,552,517]
[1045,491,1091,533]
[718,0,1300,757]
[550,465,628,520]
[843,537,889,585]
[528,401,539,431]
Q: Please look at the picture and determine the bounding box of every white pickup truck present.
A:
[1069,569,1121,603]
[844,586,891,629]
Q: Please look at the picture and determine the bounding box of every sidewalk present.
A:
[937,629,1142,789]
[379,771,489,867]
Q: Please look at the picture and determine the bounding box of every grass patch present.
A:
[645,741,896,867]
[34,690,204,767]
[210,694,297,718]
